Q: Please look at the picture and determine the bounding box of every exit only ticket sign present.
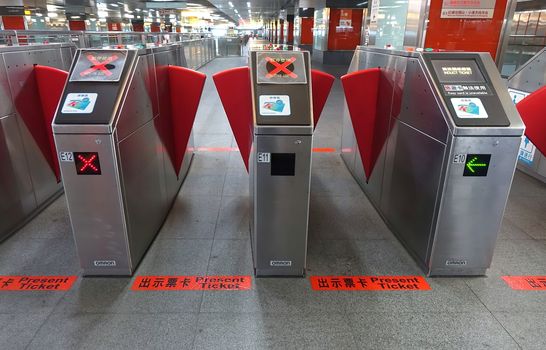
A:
[0,276,77,291]
[132,276,252,291]
[310,276,431,291]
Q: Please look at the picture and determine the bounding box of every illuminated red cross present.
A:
[79,54,119,77]
[78,154,99,172]
[265,56,298,78]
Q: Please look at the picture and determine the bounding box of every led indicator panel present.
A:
[463,154,491,177]
[74,152,101,175]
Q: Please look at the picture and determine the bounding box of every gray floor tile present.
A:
[28,312,198,350]
[228,150,247,169]
[54,277,203,314]
[498,217,533,240]
[193,312,357,350]
[180,168,226,197]
[348,311,519,350]
[494,311,546,350]
[307,239,422,276]
[0,237,79,275]
[504,195,546,240]
[190,151,230,171]
[311,166,364,197]
[207,239,253,275]
[0,312,50,349]
[222,166,250,196]
[312,152,345,169]
[214,196,250,240]
[200,278,350,314]
[465,275,546,312]
[136,239,212,275]
[0,291,66,314]
[309,194,392,240]
[492,239,546,275]
[16,195,72,240]
[159,195,221,239]
[193,133,233,149]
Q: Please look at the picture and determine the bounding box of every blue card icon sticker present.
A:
[450,97,488,119]
[259,95,291,116]
[62,93,98,114]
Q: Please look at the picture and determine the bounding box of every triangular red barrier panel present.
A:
[341,68,381,181]
[35,65,68,183]
[311,69,335,128]
[212,67,253,171]
[168,65,206,177]
[517,85,546,157]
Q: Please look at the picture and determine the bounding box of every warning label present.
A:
[310,276,431,291]
[502,276,546,290]
[132,276,252,291]
[0,276,77,291]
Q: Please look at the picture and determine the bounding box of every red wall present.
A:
[107,22,122,31]
[288,19,294,44]
[424,0,509,60]
[68,20,86,31]
[300,17,314,45]
[151,23,161,32]
[2,16,25,30]
[327,9,363,50]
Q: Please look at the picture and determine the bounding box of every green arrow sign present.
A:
[463,154,491,177]
[465,156,487,173]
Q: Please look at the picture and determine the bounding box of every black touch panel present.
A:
[423,53,510,127]
[54,50,135,125]
[251,51,312,126]
[271,153,295,176]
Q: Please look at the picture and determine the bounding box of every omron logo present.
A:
[270,260,292,267]
[446,259,467,266]
[94,260,116,267]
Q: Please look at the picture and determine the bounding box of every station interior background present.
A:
[1,0,546,349]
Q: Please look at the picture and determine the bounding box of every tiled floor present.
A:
[2,55,546,350]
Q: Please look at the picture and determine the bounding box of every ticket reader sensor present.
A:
[214,50,334,277]
[341,48,524,276]
[53,46,205,275]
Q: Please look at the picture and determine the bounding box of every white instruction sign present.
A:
[259,95,291,116]
[508,89,536,165]
[61,93,98,114]
[450,98,488,119]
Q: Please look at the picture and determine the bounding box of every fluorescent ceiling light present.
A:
[247,2,251,7]
[228,2,234,7]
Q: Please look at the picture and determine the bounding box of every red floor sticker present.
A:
[310,276,431,291]
[502,276,546,290]
[0,276,77,291]
[132,276,252,291]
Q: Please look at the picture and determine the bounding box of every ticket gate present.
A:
[213,49,334,276]
[341,47,524,276]
[507,48,546,183]
[53,45,206,275]
[0,44,73,242]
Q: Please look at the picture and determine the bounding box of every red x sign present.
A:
[77,154,99,172]
[79,54,119,77]
[265,56,298,78]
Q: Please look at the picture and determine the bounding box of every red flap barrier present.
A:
[168,66,206,176]
[311,69,335,128]
[517,85,546,157]
[341,68,381,181]
[35,65,69,182]
[212,67,253,171]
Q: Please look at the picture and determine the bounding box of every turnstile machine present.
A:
[213,49,334,277]
[53,45,205,275]
[341,47,524,276]
[507,48,546,183]
[0,44,74,242]
[249,50,313,276]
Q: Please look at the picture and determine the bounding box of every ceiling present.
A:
[2,0,297,25]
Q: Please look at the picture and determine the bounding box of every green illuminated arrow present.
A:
[466,156,487,173]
